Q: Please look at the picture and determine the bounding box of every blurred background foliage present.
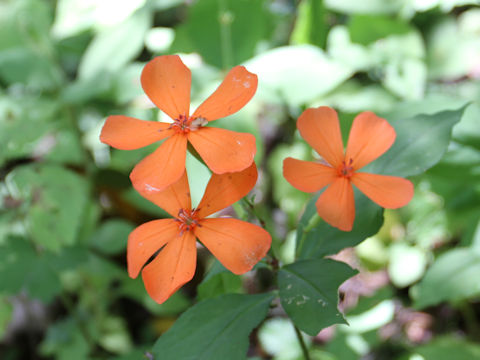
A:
[0,0,480,359]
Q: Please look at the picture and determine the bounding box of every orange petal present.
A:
[351,172,414,209]
[127,219,179,278]
[191,66,257,121]
[297,107,345,168]
[197,162,257,218]
[283,157,337,193]
[137,171,192,218]
[194,218,271,274]
[187,127,256,174]
[141,55,191,120]
[100,116,174,150]
[315,177,355,231]
[142,231,197,304]
[345,112,396,170]
[130,134,188,194]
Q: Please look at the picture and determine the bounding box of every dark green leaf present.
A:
[366,106,467,177]
[153,293,274,360]
[296,190,384,260]
[89,219,135,255]
[278,259,357,335]
[0,237,59,302]
[197,261,243,300]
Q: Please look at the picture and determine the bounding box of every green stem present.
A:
[296,213,321,259]
[218,0,234,70]
[293,324,311,360]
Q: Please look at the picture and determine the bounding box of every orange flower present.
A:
[128,163,271,304]
[100,55,258,193]
[283,107,414,231]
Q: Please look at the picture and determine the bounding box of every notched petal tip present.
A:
[192,65,258,122]
[141,55,191,120]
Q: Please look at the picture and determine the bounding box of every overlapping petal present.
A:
[197,163,257,218]
[315,177,355,231]
[127,219,179,278]
[130,134,188,194]
[345,112,396,170]
[137,171,192,218]
[352,172,414,209]
[100,116,174,150]
[195,218,271,274]
[188,127,256,174]
[141,55,191,120]
[297,107,345,168]
[192,66,257,122]
[283,158,337,193]
[142,231,196,305]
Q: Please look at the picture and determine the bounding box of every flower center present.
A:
[171,115,208,134]
[175,208,201,234]
[338,158,354,178]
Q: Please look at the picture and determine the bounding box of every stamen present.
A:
[338,158,354,178]
[175,208,200,234]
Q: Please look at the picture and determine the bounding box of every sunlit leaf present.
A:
[78,7,151,79]
[414,247,480,308]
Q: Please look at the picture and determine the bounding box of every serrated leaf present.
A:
[153,293,274,360]
[414,247,480,308]
[278,259,357,335]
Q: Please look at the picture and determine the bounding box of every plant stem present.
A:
[293,324,311,360]
[218,0,234,70]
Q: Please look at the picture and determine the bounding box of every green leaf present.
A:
[40,318,90,360]
[414,247,480,308]
[404,337,480,360]
[348,15,412,45]
[0,296,13,338]
[197,261,243,301]
[296,191,384,260]
[153,293,274,360]
[324,0,402,14]
[5,164,89,251]
[78,7,151,79]
[0,236,61,302]
[89,219,135,255]
[278,259,357,335]
[171,0,274,68]
[365,106,468,177]
[290,0,328,48]
[245,45,353,106]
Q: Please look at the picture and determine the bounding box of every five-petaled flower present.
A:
[283,106,414,231]
[128,163,271,304]
[100,55,258,193]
